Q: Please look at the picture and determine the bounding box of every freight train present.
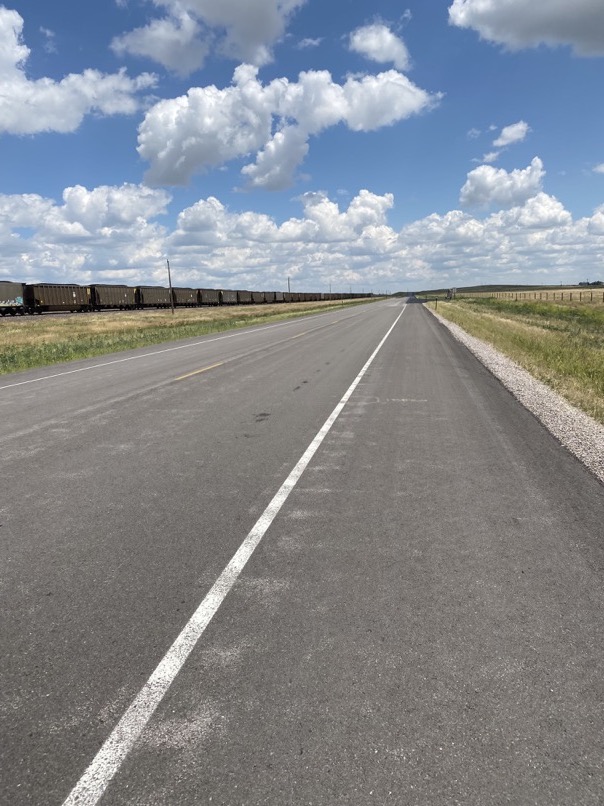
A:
[0,281,372,316]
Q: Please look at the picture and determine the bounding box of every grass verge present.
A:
[0,300,372,376]
[428,297,604,424]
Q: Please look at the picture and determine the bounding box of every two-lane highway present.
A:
[2,300,603,804]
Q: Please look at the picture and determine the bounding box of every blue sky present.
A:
[1,0,603,292]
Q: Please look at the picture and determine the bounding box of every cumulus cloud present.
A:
[60,184,170,231]
[114,0,307,73]
[594,164,604,174]
[241,126,310,190]
[2,181,604,291]
[138,64,439,187]
[448,0,604,56]
[0,184,170,280]
[513,192,572,229]
[349,23,411,71]
[157,188,604,289]
[460,157,545,208]
[0,8,156,135]
[111,11,209,77]
[493,120,530,148]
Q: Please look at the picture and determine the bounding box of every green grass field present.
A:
[429,296,604,424]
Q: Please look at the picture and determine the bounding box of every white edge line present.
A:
[0,308,364,391]
[61,305,406,806]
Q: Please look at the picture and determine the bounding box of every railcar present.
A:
[219,289,238,305]
[90,284,136,310]
[135,286,171,308]
[199,288,220,306]
[24,283,90,313]
[237,290,252,304]
[0,281,26,315]
[172,287,197,307]
[0,278,374,318]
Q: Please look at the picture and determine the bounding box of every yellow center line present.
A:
[175,361,224,381]
[176,318,344,379]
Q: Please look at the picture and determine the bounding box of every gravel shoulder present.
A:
[429,307,604,486]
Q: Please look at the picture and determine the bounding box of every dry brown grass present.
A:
[2,302,343,348]
[0,300,368,374]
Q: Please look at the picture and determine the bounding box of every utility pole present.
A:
[288,276,291,293]
[166,258,175,315]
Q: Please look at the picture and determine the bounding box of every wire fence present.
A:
[459,290,604,303]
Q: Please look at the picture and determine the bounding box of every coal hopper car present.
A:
[0,281,26,315]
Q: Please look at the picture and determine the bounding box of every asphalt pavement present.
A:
[1,299,603,805]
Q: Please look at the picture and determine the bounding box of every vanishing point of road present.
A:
[1,299,603,805]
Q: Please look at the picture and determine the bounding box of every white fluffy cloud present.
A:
[59,184,170,231]
[0,184,170,279]
[349,23,411,71]
[111,12,209,77]
[594,164,604,174]
[166,188,604,288]
[493,120,530,147]
[138,64,439,187]
[0,8,156,135]
[449,0,604,56]
[3,176,604,292]
[460,157,545,208]
[241,126,310,190]
[113,0,307,74]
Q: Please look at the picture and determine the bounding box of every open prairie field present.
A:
[429,296,604,424]
[462,288,604,303]
[415,285,604,303]
[0,299,369,376]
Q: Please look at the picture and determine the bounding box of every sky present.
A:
[1,0,603,293]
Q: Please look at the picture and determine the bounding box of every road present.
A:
[1,299,603,805]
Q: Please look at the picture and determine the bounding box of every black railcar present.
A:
[0,277,374,319]
[90,284,136,310]
[199,288,220,306]
[24,283,90,313]
[172,287,197,306]
[219,290,238,305]
[136,286,171,308]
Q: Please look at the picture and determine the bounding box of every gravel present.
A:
[430,308,604,486]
